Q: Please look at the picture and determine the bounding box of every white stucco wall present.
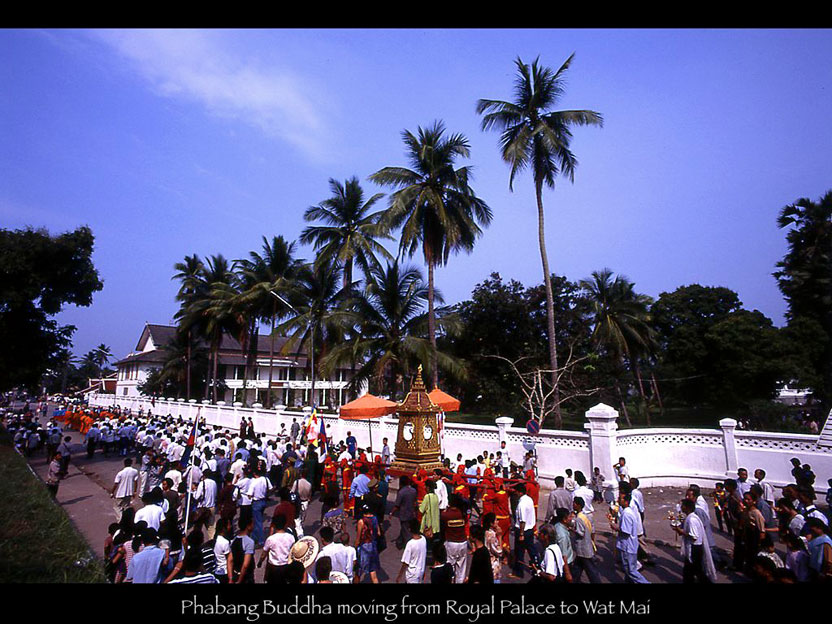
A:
[86,393,832,490]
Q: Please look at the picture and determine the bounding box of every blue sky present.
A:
[2,29,831,361]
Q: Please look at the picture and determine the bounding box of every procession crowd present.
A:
[3,400,832,585]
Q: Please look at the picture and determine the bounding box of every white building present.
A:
[775,381,813,406]
[114,323,353,407]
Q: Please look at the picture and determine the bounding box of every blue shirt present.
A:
[235,448,250,463]
[350,473,370,499]
[616,507,640,554]
[126,545,165,584]
[346,436,357,455]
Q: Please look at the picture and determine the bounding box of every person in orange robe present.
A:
[451,466,470,505]
[525,469,540,518]
[341,458,355,514]
[411,468,428,522]
[323,456,338,485]
[492,477,512,554]
[481,475,497,517]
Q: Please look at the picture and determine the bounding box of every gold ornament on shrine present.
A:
[390,365,444,474]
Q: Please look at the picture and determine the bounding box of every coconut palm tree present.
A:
[181,254,238,403]
[92,344,112,374]
[300,177,393,290]
[579,268,655,426]
[370,121,492,389]
[477,54,602,425]
[236,235,302,407]
[172,254,206,399]
[322,260,464,400]
[275,261,350,407]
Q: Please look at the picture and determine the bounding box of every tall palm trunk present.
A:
[427,256,438,390]
[185,329,191,401]
[266,300,277,408]
[535,180,562,426]
[204,348,212,400]
[632,360,649,426]
[211,330,220,404]
[615,381,632,427]
[651,372,665,418]
[309,323,317,407]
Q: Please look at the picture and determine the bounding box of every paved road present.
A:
[19,405,771,584]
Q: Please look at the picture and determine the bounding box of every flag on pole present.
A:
[179,409,201,468]
[304,406,320,445]
[318,418,328,451]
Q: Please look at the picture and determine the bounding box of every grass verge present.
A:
[0,428,106,583]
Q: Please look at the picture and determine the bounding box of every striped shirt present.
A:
[168,572,219,584]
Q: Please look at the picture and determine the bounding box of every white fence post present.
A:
[719,418,739,475]
[584,403,619,501]
[495,416,514,446]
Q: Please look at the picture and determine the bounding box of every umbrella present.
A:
[339,394,398,419]
[338,394,397,458]
[428,388,460,412]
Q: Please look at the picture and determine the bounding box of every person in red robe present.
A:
[481,475,497,517]
[323,456,338,485]
[341,458,355,514]
[525,469,540,517]
[492,477,512,554]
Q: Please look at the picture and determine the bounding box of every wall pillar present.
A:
[495,416,514,446]
[719,418,739,475]
[584,403,619,502]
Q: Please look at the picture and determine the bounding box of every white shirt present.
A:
[342,545,357,581]
[246,476,271,502]
[230,458,247,480]
[541,543,565,578]
[196,479,217,509]
[164,469,182,490]
[214,535,231,576]
[572,485,595,514]
[135,504,165,531]
[435,479,449,510]
[235,477,252,505]
[758,480,775,506]
[318,542,350,576]
[114,466,139,498]
[515,494,536,530]
[401,536,427,583]
[263,532,295,566]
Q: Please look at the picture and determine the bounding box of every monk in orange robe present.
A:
[492,478,512,553]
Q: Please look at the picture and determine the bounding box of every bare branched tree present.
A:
[486,346,600,428]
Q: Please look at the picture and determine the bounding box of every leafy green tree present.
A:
[370,121,492,389]
[774,191,832,406]
[702,310,788,407]
[477,54,602,422]
[650,284,742,405]
[0,226,103,391]
[443,272,594,419]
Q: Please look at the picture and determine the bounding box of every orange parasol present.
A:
[338,393,397,460]
[428,388,461,412]
[339,393,398,419]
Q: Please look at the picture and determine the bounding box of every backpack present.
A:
[288,489,301,516]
